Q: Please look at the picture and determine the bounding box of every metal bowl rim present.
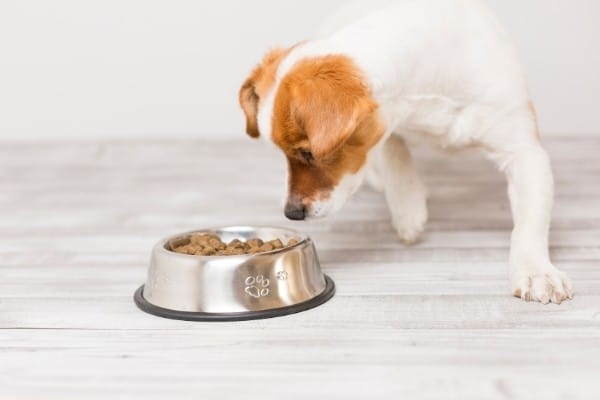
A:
[155,225,310,260]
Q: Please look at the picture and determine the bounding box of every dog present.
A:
[238,0,573,304]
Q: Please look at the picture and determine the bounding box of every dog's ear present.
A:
[239,48,291,139]
[239,77,260,138]
[288,57,376,159]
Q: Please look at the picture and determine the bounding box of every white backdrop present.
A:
[1,0,599,141]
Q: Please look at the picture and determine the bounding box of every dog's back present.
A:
[317,0,525,103]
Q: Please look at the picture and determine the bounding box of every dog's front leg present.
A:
[381,135,428,244]
[498,144,573,303]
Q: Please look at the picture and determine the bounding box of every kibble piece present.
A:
[208,238,226,250]
[269,239,284,249]
[227,239,244,248]
[258,243,273,253]
[177,244,198,255]
[247,247,263,254]
[190,234,208,246]
[246,238,264,248]
[189,236,202,245]
[287,238,299,247]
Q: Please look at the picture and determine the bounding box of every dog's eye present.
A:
[300,150,314,163]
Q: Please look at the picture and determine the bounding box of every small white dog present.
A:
[239,0,573,304]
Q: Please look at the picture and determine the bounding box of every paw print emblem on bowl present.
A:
[276,271,288,281]
[245,275,270,298]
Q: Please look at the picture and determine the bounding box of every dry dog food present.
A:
[172,233,299,256]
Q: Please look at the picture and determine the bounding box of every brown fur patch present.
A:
[271,55,385,205]
[239,46,297,138]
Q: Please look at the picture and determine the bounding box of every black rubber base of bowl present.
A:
[133,275,335,322]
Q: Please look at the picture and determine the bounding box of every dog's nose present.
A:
[284,203,306,221]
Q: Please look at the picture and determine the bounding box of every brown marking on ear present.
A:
[271,55,385,206]
[239,78,260,138]
[529,101,541,141]
[274,55,377,159]
[239,47,296,138]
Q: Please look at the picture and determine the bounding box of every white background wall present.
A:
[1,0,599,142]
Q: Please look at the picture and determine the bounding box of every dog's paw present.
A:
[391,204,428,245]
[511,265,573,304]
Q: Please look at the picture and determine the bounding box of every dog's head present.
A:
[240,48,384,220]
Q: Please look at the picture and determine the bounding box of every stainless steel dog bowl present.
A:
[134,226,335,321]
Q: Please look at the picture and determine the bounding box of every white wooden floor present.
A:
[1,137,599,400]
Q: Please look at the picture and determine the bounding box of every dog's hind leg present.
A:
[380,134,428,244]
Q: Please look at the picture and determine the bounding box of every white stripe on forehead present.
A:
[256,83,277,144]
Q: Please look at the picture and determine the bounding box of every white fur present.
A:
[308,170,365,219]
[256,0,572,303]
